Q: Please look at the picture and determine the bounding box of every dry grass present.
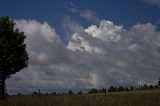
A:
[0,90,160,106]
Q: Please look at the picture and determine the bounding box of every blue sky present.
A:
[1,0,160,94]
[1,0,160,41]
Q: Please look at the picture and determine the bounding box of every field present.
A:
[0,90,160,106]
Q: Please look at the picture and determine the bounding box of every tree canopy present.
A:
[158,78,160,86]
[0,16,28,99]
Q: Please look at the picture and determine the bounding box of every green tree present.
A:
[118,86,124,92]
[141,84,148,90]
[130,86,134,91]
[78,90,82,94]
[0,16,28,99]
[88,88,98,94]
[68,90,73,94]
[108,86,117,92]
[124,87,129,91]
[158,78,160,86]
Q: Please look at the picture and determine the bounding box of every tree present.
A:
[130,86,134,91]
[78,90,82,94]
[68,90,73,94]
[0,16,28,99]
[125,87,129,91]
[88,88,98,94]
[158,78,160,86]
[149,85,154,89]
[108,86,117,92]
[141,84,148,90]
[118,86,124,92]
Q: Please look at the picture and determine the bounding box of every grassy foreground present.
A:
[0,90,160,106]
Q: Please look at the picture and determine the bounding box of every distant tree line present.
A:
[78,79,160,94]
[89,79,160,93]
[14,78,160,96]
[107,84,160,93]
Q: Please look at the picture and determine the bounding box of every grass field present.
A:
[0,90,160,106]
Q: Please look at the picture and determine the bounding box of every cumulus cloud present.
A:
[7,19,104,94]
[64,18,160,86]
[85,20,123,42]
[7,20,69,94]
[67,32,104,54]
[143,0,160,7]
[6,18,160,94]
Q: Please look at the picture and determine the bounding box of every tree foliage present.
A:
[0,16,28,99]
[158,78,160,86]
[68,90,73,94]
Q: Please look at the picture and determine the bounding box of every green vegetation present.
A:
[0,16,28,99]
[0,90,160,106]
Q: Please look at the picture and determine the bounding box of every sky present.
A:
[0,0,160,94]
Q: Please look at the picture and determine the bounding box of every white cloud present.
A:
[7,19,104,94]
[64,18,160,87]
[89,73,99,87]
[65,2,99,24]
[15,20,60,44]
[67,33,104,54]
[7,20,70,94]
[80,9,99,23]
[85,20,123,42]
[6,18,160,94]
